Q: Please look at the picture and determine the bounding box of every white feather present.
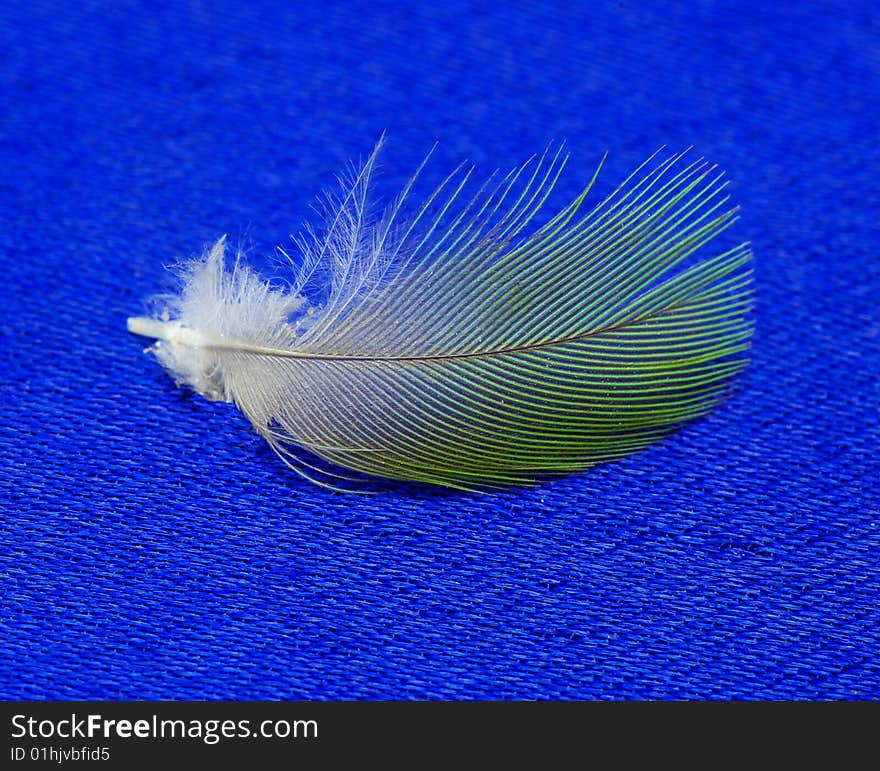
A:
[128,141,753,490]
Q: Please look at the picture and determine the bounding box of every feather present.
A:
[127,140,753,490]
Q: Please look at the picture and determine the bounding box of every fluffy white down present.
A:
[141,238,307,401]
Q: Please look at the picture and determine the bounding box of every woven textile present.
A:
[1,1,878,699]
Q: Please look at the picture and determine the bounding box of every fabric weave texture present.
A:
[1,0,878,699]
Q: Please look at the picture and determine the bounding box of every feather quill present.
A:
[128,140,753,490]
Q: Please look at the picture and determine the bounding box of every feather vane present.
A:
[128,141,753,490]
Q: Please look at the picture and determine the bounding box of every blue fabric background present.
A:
[1,0,878,700]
